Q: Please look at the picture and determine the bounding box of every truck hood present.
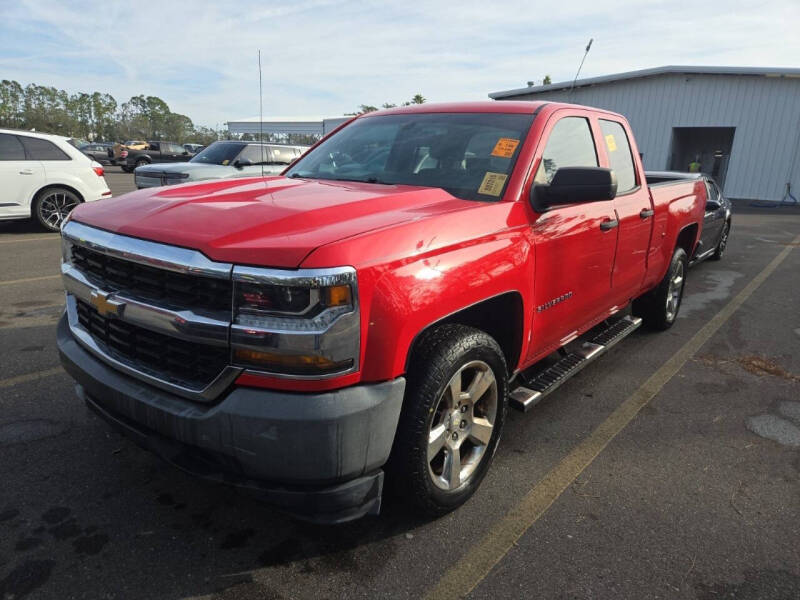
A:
[71,176,470,268]
[136,162,233,176]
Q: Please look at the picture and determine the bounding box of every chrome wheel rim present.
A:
[39,192,79,230]
[665,261,684,322]
[427,360,498,491]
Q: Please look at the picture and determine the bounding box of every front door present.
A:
[528,113,618,359]
[700,178,725,252]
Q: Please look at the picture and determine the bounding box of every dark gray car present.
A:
[646,171,732,262]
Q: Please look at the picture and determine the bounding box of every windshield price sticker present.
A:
[491,138,520,158]
[605,134,617,152]
[478,172,508,196]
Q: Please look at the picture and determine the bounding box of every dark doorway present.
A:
[668,127,736,190]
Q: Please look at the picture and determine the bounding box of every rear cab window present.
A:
[598,119,637,193]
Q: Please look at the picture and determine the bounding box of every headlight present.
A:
[230,266,359,377]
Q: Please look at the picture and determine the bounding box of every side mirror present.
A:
[531,167,617,212]
[706,199,721,210]
[233,158,253,169]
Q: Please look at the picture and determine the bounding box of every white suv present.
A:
[0,129,112,231]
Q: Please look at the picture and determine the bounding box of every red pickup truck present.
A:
[57,101,706,523]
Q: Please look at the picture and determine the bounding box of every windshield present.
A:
[285,112,533,201]
[190,142,246,165]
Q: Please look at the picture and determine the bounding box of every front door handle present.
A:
[19,169,34,175]
[600,218,619,231]
[640,208,654,219]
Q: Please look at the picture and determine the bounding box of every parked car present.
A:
[134,141,307,188]
[111,140,149,166]
[118,141,194,172]
[183,143,204,154]
[0,128,111,231]
[79,142,114,166]
[646,171,732,262]
[58,101,706,522]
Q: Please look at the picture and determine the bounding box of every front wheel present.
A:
[134,159,149,170]
[388,324,508,516]
[633,247,688,330]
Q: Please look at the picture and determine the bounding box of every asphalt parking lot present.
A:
[1,173,799,599]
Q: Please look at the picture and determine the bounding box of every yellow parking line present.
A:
[0,366,64,389]
[425,234,800,600]
[0,235,60,245]
[0,274,60,286]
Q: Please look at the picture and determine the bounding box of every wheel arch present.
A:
[404,291,525,377]
[675,222,699,259]
[32,183,85,206]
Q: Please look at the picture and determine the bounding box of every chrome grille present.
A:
[76,299,229,390]
[70,244,231,313]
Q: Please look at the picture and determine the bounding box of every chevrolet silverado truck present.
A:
[57,101,706,523]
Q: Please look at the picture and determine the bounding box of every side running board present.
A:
[509,315,642,412]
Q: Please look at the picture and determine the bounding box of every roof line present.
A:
[489,65,800,99]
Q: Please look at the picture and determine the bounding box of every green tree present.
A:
[543,75,552,85]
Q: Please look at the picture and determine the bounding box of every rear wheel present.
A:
[633,247,687,330]
[711,221,730,260]
[33,187,81,232]
[388,324,508,516]
[134,159,149,170]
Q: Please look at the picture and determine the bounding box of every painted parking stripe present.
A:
[0,235,60,245]
[0,274,60,286]
[0,367,64,389]
[425,233,800,600]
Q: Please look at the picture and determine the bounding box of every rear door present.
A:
[527,112,619,358]
[164,142,187,162]
[0,133,45,216]
[597,118,653,306]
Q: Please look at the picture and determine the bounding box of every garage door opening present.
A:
[668,127,736,190]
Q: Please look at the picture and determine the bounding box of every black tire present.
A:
[633,247,688,330]
[387,324,508,516]
[33,187,82,232]
[711,220,730,261]
[134,159,149,170]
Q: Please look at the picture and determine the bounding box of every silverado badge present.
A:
[90,290,125,318]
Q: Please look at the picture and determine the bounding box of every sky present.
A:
[1,0,799,128]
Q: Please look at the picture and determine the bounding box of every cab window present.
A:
[534,117,597,184]
[599,119,637,193]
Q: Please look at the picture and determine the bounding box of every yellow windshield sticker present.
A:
[491,138,520,158]
[222,159,230,165]
[478,172,508,196]
[605,134,617,152]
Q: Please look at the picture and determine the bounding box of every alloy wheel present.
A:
[665,260,684,322]
[427,360,498,491]
[38,191,79,230]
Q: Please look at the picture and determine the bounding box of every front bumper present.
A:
[57,314,405,523]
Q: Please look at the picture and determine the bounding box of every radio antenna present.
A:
[258,49,265,177]
[569,38,593,97]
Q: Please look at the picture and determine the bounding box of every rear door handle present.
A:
[639,208,654,219]
[19,169,34,175]
[600,218,619,231]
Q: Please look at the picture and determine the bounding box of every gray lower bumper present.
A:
[57,314,406,523]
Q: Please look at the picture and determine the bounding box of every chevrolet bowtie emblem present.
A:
[90,290,125,318]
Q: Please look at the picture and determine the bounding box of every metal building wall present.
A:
[499,73,800,201]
